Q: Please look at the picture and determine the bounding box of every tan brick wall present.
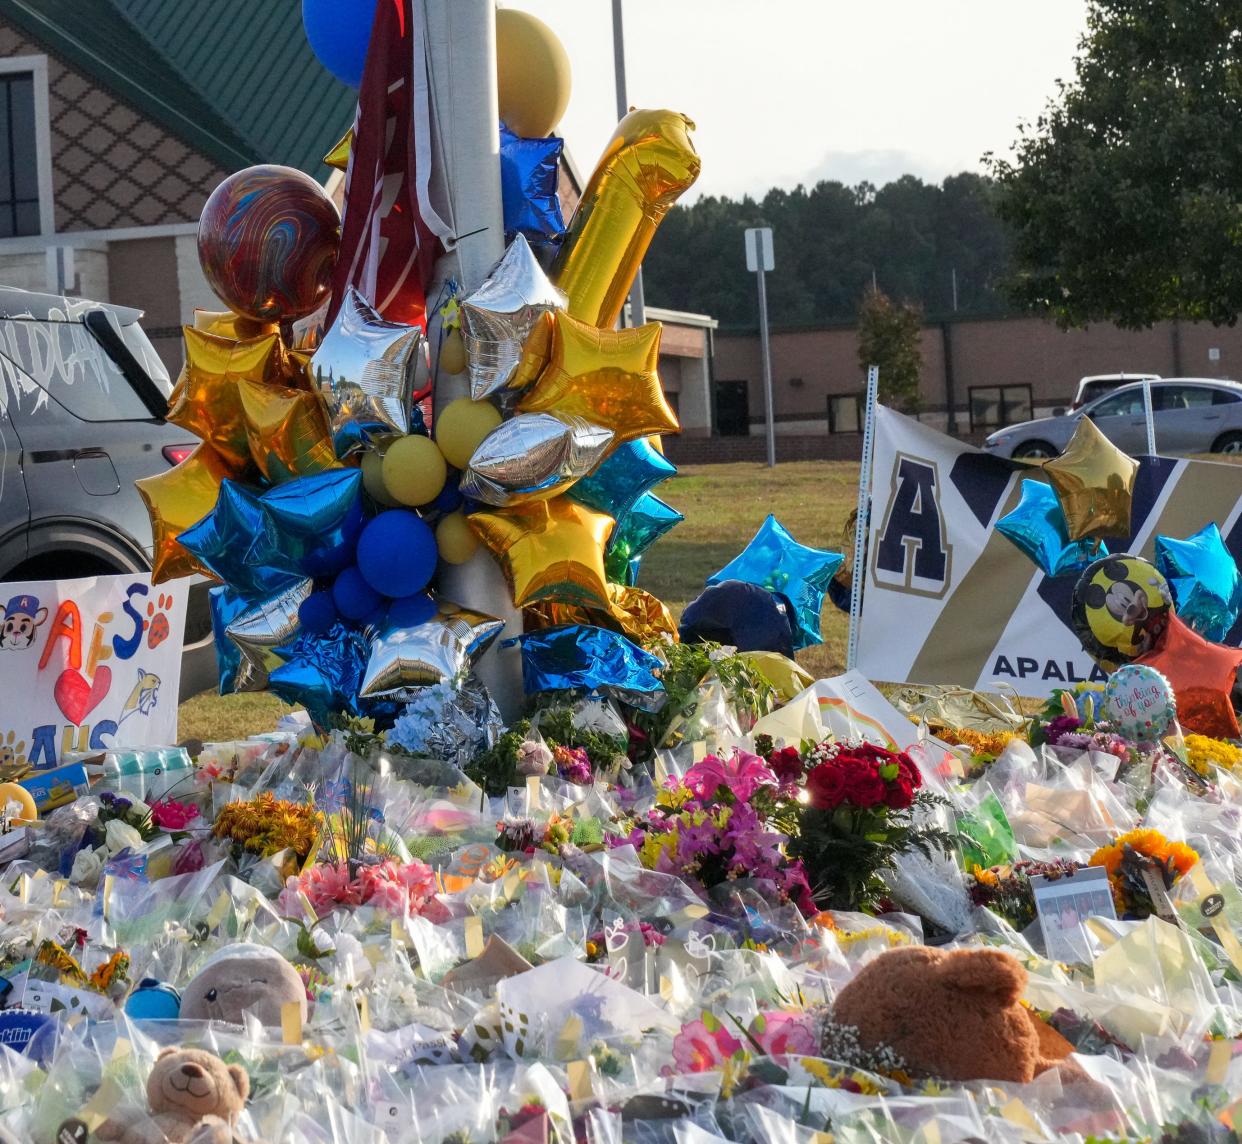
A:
[0,21,227,232]
[714,316,1242,440]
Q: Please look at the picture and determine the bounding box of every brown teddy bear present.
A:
[180,943,307,1028]
[95,1047,251,1144]
[832,946,1077,1083]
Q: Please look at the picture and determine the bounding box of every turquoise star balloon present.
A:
[708,514,843,649]
[605,493,683,585]
[997,480,1105,578]
[570,438,676,522]
[1154,522,1242,642]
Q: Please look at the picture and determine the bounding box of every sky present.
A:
[508,0,1090,202]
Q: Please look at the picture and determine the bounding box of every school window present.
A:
[827,394,862,434]
[0,71,40,238]
[968,384,1032,431]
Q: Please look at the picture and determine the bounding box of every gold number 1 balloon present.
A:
[553,108,701,328]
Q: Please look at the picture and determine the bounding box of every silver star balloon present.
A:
[226,579,312,691]
[309,286,429,456]
[461,412,614,507]
[461,233,566,399]
[359,599,506,700]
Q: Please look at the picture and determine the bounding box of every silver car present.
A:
[984,378,1242,460]
[0,287,214,699]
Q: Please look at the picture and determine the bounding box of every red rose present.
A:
[895,752,923,790]
[806,762,848,809]
[883,775,916,810]
[842,766,886,808]
[768,746,804,784]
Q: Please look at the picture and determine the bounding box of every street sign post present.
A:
[745,227,776,467]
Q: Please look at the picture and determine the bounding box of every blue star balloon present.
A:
[513,624,665,710]
[179,481,300,599]
[605,493,684,585]
[1155,522,1242,642]
[270,622,371,727]
[997,480,1106,578]
[708,514,843,650]
[500,124,566,249]
[570,437,676,522]
[208,585,249,696]
[261,468,366,578]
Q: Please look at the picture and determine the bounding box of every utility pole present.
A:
[611,0,645,328]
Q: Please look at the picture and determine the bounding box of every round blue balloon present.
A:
[357,509,437,598]
[302,0,378,87]
[333,565,384,620]
[432,471,463,513]
[299,590,339,634]
[387,592,437,628]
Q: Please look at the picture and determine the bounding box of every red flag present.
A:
[330,0,442,332]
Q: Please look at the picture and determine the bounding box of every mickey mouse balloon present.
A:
[1071,554,1172,668]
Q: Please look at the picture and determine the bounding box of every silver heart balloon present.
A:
[461,412,614,506]
[309,286,429,456]
[226,579,312,691]
[359,600,506,700]
[461,234,566,400]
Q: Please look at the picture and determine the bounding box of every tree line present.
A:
[642,172,1015,330]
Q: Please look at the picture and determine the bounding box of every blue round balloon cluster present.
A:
[302,0,379,88]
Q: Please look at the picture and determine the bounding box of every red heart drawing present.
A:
[54,666,112,726]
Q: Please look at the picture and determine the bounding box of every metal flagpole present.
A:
[423,0,524,718]
[611,0,645,328]
[846,366,879,671]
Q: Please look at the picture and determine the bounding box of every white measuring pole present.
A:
[1142,378,1157,456]
[846,366,879,671]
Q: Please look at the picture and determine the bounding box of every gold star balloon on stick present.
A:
[136,443,238,584]
[1044,416,1139,541]
[168,328,285,468]
[516,311,678,445]
[469,498,614,610]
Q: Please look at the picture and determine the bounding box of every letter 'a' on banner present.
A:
[0,574,185,770]
[855,407,1242,698]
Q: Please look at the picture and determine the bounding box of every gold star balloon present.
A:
[517,310,678,445]
[1044,416,1139,541]
[469,498,614,610]
[238,379,338,484]
[192,309,278,339]
[168,328,285,468]
[323,128,353,172]
[526,581,676,649]
[136,442,237,583]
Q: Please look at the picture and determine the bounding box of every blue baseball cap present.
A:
[5,594,39,618]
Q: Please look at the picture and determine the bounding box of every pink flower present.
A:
[171,839,206,876]
[670,1014,745,1073]
[151,798,200,831]
[748,1011,817,1057]
[684,750,777,803]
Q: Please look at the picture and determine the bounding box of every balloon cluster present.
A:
[989,414,1242,739]
[142,9,704,722]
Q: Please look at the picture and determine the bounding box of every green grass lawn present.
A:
[177,460,862,744]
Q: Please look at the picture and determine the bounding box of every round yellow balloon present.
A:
[439,326,467,375]
[436,511,480,564]
[436,397,503,470]
[382,434,448,506]
[496,9,572,138]
[361,440,401,506]
[0,782,37,824]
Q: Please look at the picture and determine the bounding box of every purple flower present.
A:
[1044,715,1082,744]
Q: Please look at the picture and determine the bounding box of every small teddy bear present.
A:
[832,946,1077,1083]
[95,1047,251,1144]
[179,943,307,1028]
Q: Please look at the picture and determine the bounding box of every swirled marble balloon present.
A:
[198,165,341,323]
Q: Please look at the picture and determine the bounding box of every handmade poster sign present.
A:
[0,574,186,770]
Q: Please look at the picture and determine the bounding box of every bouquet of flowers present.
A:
[278,857,447,923]
[1089,828,1198,918]
[613,749,816,914]
[783,740,953,911]
[968,858,1084,930]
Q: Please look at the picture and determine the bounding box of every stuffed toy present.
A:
[832,946,1077,1083]
[95,1047,251,1144]
[180,942,307,1028]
